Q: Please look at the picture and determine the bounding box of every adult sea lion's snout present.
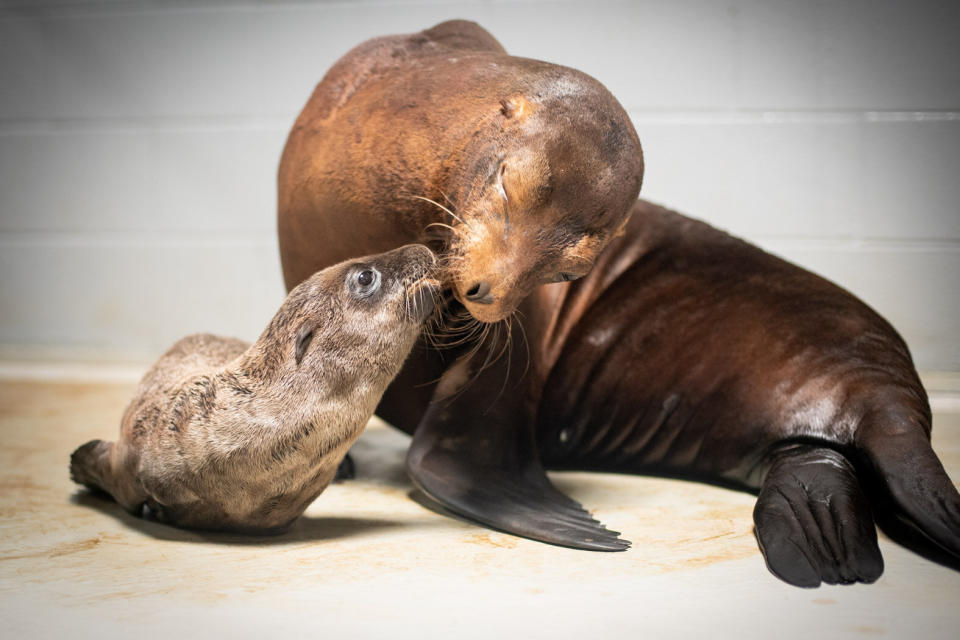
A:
[464,280,493,305]
[448,206,621,324]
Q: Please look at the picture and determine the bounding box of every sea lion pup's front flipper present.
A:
[405,333,629,552]
[70,439,146,514]
[754,445,884,587]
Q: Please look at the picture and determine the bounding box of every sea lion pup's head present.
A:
[245,244,438,401]
[444,64,644,323]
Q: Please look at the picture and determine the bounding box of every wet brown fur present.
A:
[70,245,437,533]
[278,19,643,323]
[276,21,959,586]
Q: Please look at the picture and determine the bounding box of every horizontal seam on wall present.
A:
[0,117,292,136]
[625,110,960,125]
[0,231,957,252]
[0,230,277,248]
[0,0,471,22]
[2,111,959,136]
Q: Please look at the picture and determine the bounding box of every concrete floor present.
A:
[1,372,959,639]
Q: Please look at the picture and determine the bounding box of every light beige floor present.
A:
[1,376,959,639]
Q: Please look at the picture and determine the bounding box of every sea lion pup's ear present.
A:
[295,324,314,365]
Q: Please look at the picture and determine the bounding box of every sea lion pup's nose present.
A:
[464,281,494,304]
[403,243,435,260]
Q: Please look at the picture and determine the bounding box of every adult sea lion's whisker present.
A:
[408,194,469,228]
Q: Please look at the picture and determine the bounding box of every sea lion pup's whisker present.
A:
[405,272,443,326]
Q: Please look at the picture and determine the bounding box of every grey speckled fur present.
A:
[71,244,437,533]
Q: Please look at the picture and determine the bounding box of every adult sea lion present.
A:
[70,245,438,533]
[279,17,641,543]
[277,20,960,586]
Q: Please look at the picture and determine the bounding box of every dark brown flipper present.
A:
[70,439,112,494]
[407,417,629,552]
[405,329,629,552]
[333,454,355,482]
[754,445,883,587]
[856,411,960,561]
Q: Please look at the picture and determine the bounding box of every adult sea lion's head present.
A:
[444,64,643,323]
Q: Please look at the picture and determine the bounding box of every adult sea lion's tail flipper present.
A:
[856,413,960,561]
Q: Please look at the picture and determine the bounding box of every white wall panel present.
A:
[0,2,497,121]
[0,128,284,232]
[488,1,739,111]
[0,238,284,352]
[637,116,960,241]
[862,119,960,240]
[5,1,957,120]
[0,0,957,371]
[3,116,957,239]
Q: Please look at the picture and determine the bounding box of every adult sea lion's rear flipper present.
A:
[406,350,630,552]
[856,411,960,561]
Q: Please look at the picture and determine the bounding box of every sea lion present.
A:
[277,21,960,586]
[70,244,438,533]
[403,200,960,587]
[278,17,641,543]
[278,20,643,323]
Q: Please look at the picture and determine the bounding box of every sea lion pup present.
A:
[70,244,438,533]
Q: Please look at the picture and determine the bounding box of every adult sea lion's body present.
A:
[411,200,959,587]
[70,245,437,533]
[278,20,960,586]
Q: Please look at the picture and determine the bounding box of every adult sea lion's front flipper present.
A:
[406,337,630,551]
[754,445,884,587]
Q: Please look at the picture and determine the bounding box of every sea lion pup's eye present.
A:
[350,266,381,296]
[549,272,582,283]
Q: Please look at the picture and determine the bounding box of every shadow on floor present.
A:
[70,489,413,545]
[873,501,960,573]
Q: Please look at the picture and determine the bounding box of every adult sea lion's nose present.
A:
[465,281,494,304]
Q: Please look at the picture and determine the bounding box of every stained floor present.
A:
[1,376,959,639]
